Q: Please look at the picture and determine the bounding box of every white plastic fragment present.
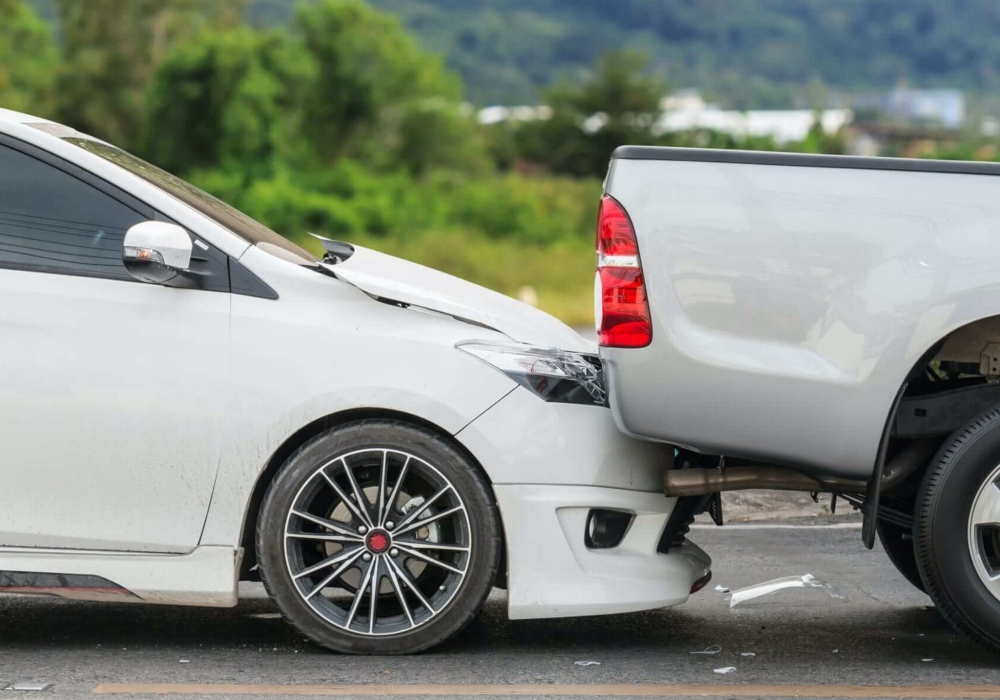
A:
[179,660,190,664]
[923,658,934,662]
[740,652,756,657]
[728,574,847,608]
[4,683,52,692]
[574,661,601,667]
[714,667,737,675]
[714,585,730,593]
[689,645,722,655]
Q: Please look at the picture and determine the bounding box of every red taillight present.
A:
[596,195,651,348]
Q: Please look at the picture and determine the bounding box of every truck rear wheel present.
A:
[914,408,1000,652]
[877,520,925,594]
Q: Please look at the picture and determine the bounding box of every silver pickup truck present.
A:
[598,146,1000,652]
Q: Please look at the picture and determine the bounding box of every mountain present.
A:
[357,0,1000,108]
[31,0,1000,108]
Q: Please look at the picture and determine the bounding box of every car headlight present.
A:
[456,340,607,407]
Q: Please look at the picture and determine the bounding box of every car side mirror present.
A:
[122,221,193,284]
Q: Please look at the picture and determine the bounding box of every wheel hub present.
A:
[365,528,391,555]
[283,447,472,637]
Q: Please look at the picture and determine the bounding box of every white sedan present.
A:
[0,109,710,654]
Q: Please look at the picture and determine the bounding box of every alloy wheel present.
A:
[283,448,472,637]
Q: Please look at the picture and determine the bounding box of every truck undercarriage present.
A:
[658,315,1000,550]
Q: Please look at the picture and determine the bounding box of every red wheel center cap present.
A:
[366,529,391,554]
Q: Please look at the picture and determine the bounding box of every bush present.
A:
[190,165,602,326]
[193,163,603,246]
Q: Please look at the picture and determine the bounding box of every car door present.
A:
[0,139,230,553]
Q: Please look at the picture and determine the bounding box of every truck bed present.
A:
[601,147,1000,478]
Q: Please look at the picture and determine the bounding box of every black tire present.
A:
[915,407,1000,652]
[877,520,926,594]
[256,419,501,654]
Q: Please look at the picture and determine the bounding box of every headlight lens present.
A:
[456,340,607,407]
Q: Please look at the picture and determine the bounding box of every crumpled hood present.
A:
[329,245,594,352]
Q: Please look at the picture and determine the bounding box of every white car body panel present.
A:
[495,485,709,619]
[331,246,594,352]
[0,545,238,606]
[456,386,674,490]
[198,246,517,547]
[0,268,229,552]
[0,109,707,625]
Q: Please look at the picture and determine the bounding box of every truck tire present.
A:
[256,419,502,654]
[914,408,1000,652]
[877,520,925,594]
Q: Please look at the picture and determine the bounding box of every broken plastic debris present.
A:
[179,659,190,664]
[740,652,756,657]
[249,613,282,620]
[923,658,934,662]
[574,661,601,667]
[713,667,737,675]
[728,574,847,608]
[689,645,722,655]
[714,585,730,593]
[4,683,52,692]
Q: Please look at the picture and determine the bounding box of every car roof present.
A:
[0,107,57,126]
[0,108,86,143]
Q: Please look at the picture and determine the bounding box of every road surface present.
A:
[1,518,996,699]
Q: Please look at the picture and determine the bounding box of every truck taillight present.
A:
[595,195,651,348]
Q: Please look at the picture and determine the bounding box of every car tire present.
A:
[256,419,501,654]
[877,519,925,594]
[914,407,1000,652]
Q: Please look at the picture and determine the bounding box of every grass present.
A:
[298,228,596,328]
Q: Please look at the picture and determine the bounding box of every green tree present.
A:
[788,115,846,155]
[143,0,488,178]
[54,0,244,147]
[294,0,484,174]
[392,102,491,176]
[0,0,57,115]
[142,27,310,177]
[516,50,666,177]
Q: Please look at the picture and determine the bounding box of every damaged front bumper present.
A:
[494,484,711,619]
[457,386,711,620]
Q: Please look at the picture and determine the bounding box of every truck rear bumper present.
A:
[494,484,711,620]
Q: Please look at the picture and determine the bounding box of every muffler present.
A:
[664,439,935,497]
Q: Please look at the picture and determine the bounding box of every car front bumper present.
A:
[457,387,711,620]
[494,484,710,619]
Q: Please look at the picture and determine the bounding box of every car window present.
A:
[63,138,320,267]
[0,143,144,280]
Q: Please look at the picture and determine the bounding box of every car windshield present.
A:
[62,137,320,266]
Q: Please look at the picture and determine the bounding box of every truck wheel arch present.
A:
[882,313,1000,490]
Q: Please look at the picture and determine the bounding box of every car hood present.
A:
[328,245,594,352]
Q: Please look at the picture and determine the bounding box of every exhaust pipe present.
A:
[664,440,935,497]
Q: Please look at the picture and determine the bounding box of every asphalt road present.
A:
[1,519,997,699]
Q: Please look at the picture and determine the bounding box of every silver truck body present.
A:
[602,147,1000,479]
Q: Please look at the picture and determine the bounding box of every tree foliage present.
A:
[358,0,1000,107]
[141,0,488,179]
[143,26,309,176]
[0,0,57,114]
[53,0,244,144]
[515,50,666,177]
